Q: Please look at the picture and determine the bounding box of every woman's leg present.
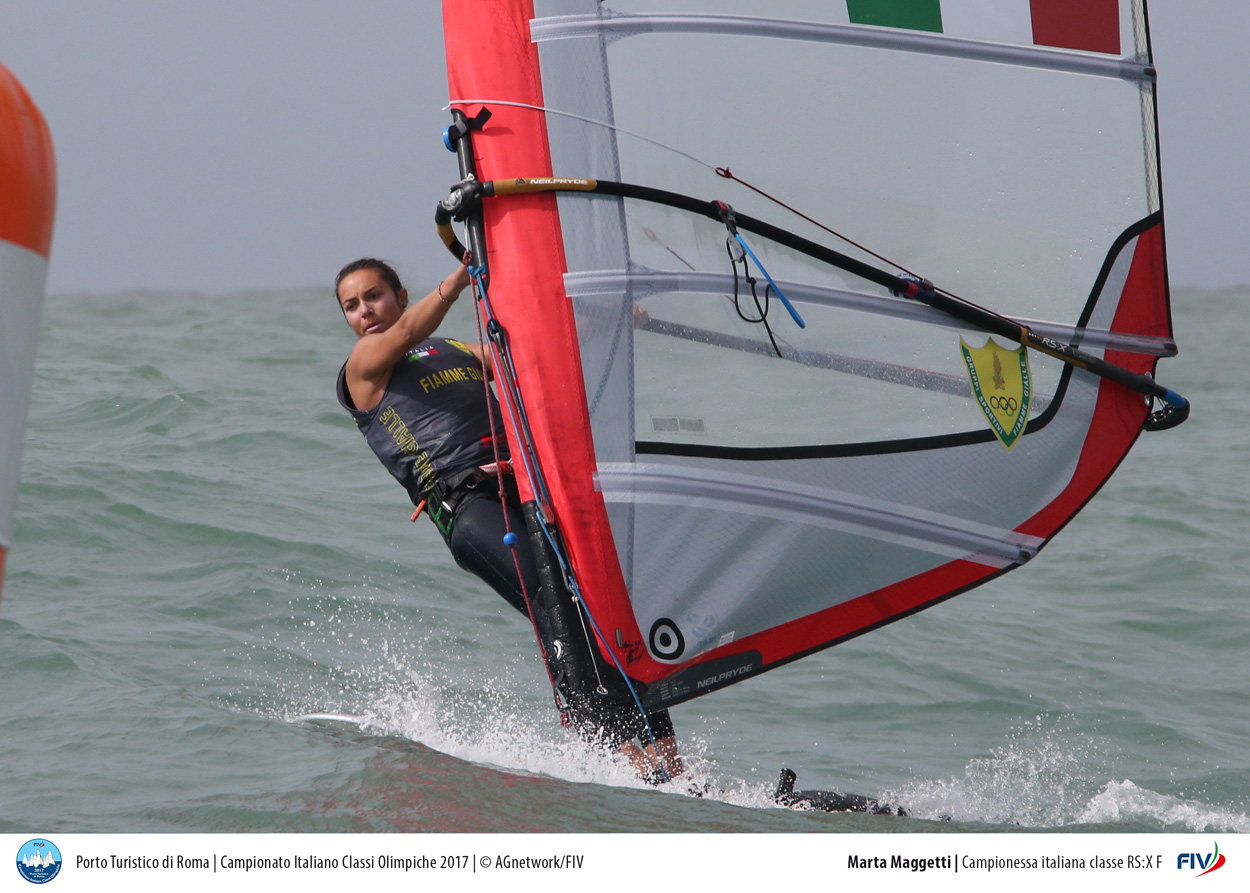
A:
[445,489,540,618]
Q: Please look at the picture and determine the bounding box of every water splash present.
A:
[1079,780,1250,833]
[888,714,1250,830]
[890,717,1098,825]
[259,609,794,813]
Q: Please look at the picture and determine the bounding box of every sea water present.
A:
[1,286,1246,833]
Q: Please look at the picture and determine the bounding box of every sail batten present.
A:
[595,462,1042,568]
[530,13,1153,82]
[565,269,1178,357]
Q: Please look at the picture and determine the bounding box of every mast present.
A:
[440,81,650,740]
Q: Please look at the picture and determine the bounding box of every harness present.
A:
[413,461,513,538]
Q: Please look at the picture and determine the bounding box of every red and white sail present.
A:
[442,0,1175,709]
[0,61,56,603]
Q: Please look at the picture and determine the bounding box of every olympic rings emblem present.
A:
[988,395,1018,413]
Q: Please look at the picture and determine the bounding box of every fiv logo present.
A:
[15,839,62,884]
[1177,841,1225,877]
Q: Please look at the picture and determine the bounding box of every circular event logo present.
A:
[16,839,62,884]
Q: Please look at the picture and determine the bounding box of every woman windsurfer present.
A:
[334,258,682,781]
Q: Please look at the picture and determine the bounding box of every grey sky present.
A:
[1,1,1244,294]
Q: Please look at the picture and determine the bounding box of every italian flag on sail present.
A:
[846,0,1121,55]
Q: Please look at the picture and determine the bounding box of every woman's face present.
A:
[337,268,408,338]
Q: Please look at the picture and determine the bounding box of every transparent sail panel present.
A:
[524,0,1163,664]
[615,206,1072,449]
[533,0,1152,319]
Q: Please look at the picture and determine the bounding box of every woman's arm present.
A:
[460,340,494,381]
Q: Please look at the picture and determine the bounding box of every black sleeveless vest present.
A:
[337,337,506,504]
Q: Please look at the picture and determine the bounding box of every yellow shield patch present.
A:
[960,337,1032,450]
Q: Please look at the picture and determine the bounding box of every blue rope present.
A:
[733,233,805,329]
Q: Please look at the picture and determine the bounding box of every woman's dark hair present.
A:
[335,258,403,301]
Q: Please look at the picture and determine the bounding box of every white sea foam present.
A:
[887,714,1250,830]
[1079,779,1250,833]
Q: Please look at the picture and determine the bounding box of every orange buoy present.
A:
[0,60,56,604]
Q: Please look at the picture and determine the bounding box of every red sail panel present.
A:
[1019,223,1168,538]
[1030,0,1121,55]
[442,1,641,660]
